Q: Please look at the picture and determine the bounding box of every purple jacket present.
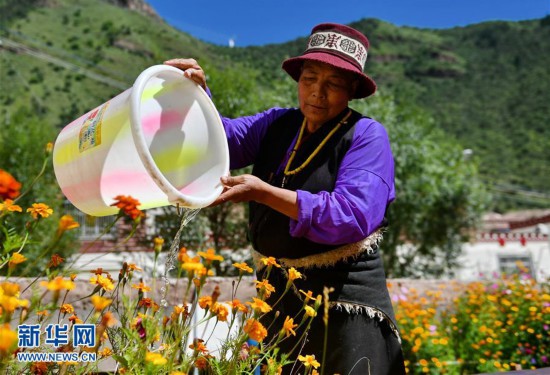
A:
[221,107,395,245]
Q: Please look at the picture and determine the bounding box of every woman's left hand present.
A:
[211,174,299,220]
[213,174,266,204]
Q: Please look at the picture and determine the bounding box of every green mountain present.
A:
[1,0,549,209]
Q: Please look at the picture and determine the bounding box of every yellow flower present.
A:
[304,306,317,317]
[132,282,152,293]
[282,316,298,337]
[247,297,272,313]
[288,267,302,281]
[127,263,142,272]
[41,276,75,291]
[0,324,18,355]
[243,319,268,342]
[8,253,27,267]
[91,295,112,311]
[170,372,187,375]
[0,283,28,312]
[58,214,79,232]
[145,351,167,366]
[0,199,22,213]
[260,257,280,268]
[90,274,115,291]
[153,237,164,253]
[181,256,204,274]
[233,262,253,273]
[60,304,74,314]
[298,354,320,369]
[197,248,224,263]
[26,203,53,219]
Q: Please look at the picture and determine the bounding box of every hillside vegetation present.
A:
[1,0,549,210]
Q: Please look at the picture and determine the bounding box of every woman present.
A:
[166,23,405,374]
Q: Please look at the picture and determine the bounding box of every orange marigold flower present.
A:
[30,362,49,375]
[197,248,224,263]
[99,347,113,357]
[198,296,212,310]
[255,279,276,298]
[110,195,144,220]
[243,318,268,342]
[8,253,27,267]
[0,324,18,355]
[298,354,320,369]
[90,268,105,275]
[288,267,302,281]
[26,203,53,219]
[177,247,188,262]
[60,304,74,314]
[58,214,79,232]
[247,297,272,314]
[36,310,50,317]
[90,274,115,291]
[0,169,21,200]
[41,276,75,291]
[132,282,151,293]
[229,299,249,314]
[0,199,22,213]
[138,298,159,312]
[282,316,298,337]
[127,263,142,272]
[91,295,112,311]
[300,289,314,303]
[69,314,83,324]
[194,356,209,370]
[189,338,209,354]
[233,262,253,273]
[48,254,65,268]
[260,257,280,268]
[211,303,229,322]
[101,311,117,327]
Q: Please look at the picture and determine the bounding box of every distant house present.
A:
[456,209,550,282]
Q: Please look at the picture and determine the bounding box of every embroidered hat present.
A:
[282,23,376,99]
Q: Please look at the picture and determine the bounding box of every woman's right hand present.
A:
[164,58,207,89]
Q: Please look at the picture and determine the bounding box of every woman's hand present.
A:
[164,58,207,89]
[212,174,299,220]
[214,174,267,204]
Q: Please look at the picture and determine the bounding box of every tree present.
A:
[352,93,488,277]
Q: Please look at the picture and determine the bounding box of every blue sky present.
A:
[147,0,549,46]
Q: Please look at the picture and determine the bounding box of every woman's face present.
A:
[298,60,356,131]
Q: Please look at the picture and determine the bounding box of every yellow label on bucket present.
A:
[79,102,109,152]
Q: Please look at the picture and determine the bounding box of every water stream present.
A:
[160,207,201,307]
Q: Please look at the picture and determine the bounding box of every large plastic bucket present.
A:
[53,65,229,216]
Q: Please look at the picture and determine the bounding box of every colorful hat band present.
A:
[306,31,368,70]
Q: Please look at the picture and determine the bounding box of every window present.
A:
[64,202,116,240]
[498,254,534,278]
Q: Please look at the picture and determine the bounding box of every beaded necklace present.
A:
[281,110,352,187]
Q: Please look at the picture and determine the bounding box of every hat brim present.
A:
[282,52,377,99]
